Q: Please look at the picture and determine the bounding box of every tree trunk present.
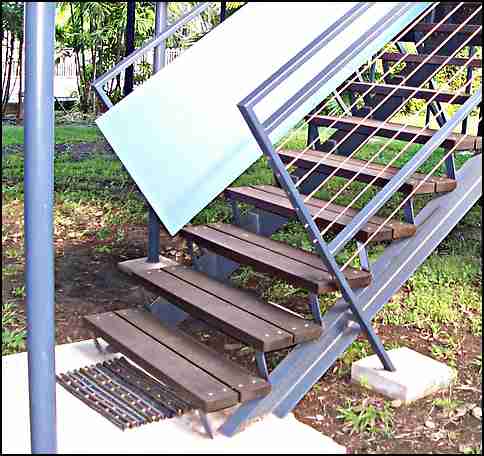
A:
[16,36,24,124]
[2,32,16,117]
[123,0,136,97]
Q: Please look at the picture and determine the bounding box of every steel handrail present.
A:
[92,2,211,109]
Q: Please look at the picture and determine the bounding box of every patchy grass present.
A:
[2,124,101,146]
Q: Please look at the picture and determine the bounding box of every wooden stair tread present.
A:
[309,115,482,151]
[181,223,371,294]
[225,185,416,243]
[379,52,482,69]
[402,23,482,45]
[164,265,322,343]
[85,310,271,412]
[279,149,457,194]
[410,23,481,35]
[130,264,322,351]
[345,81,472,105]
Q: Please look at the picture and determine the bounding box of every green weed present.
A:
[337,399,394,436]
[2,301,26,355]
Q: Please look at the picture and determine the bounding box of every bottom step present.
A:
[84,309,271,413]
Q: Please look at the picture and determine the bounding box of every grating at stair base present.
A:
[57,356,193,431]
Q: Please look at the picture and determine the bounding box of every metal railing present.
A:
[237,2,428,373]
[272,1,481,257]
[329,89,481,255]
[342,113,482,272]
[293,3,481,198]
[92,2,211,110]
[237,1,482,372]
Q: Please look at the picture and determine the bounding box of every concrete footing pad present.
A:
[3,340,346,454]
[351,347,457,402]
[118,255,177,274]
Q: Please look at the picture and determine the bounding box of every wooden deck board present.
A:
[163,265,322,344]
[133,267,295,352]
[256,185,417,240]
[182,224,373,293]
[309,115,481,151]
[344,81,473,105]
[114,308,270,402]
[84,312,240,412]
[225,185,416,242]
[379,52,482,69]
[279,149,457,194]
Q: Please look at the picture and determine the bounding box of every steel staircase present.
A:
[87,2,482,438]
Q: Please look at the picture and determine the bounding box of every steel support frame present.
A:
[223,3,417,374]
[147,2,168,263]
[220,153,482,436]
[308,293,323,326]
[24,2,57,453]
[403,197,416,225]
[219,3,483,432]
[462,46,475,134]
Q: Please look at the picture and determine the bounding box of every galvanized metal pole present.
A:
[24,2,57,453]
[147,1,168,262]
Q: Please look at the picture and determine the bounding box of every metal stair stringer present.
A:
[220,153,482,437]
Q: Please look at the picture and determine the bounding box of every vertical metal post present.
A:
[123,0,136,97]
[147,2,168,263]
[403,198,416,225]
[461,46,474,135]
[255,351,270,380]
[24,2,57,453]
[220,1,227,23]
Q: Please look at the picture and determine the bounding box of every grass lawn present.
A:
[2,124,101,146]
[1,120,481,453]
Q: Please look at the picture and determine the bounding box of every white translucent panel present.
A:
[96,2,430,235]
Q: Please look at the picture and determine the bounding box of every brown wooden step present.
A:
[308,115,482,151]
[84,309,271,412]
[402,23,481,46]
[224,185,416,243]
[379,52,482,69]
[181,223,372,294]
[279,149,457,194]
[345,81,472,105]
[129,263,322,351]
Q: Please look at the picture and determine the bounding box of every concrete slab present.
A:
[351,347,457,402]
[2,340,346,454]
[118,256,177,275]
